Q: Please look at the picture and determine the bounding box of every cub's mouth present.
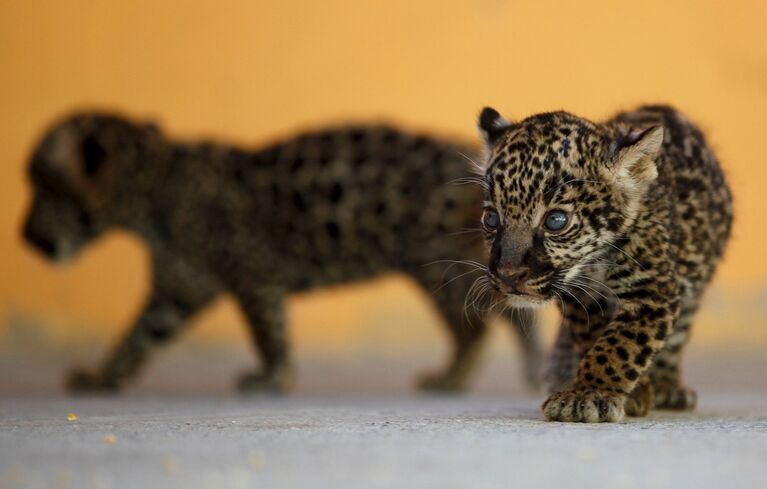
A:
[503,293,552,308]
[22,223,79,264]
[24,228,58,259]
[489,270,553,308]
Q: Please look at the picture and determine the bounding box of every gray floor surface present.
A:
[1,393,766,489]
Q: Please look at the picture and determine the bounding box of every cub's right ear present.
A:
[478,107,512,146]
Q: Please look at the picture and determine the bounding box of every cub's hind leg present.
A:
[543,323,579,393]
[504,307,544,389]
[649,300,698,410]
[67,251,219,392]
[418,302,488,393]
[411,270,488,392]
[232,285,293,393]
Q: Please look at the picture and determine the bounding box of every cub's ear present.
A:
[144,121,162,137]
[478,107,512,146]
[610,125,664,188]
[80,134,108,178]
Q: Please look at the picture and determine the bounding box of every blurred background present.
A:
[1,0,765,394]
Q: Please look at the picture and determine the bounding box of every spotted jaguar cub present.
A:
[475,105,732,422]
[22,111,543,393]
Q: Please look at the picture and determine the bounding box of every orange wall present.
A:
[1,0,766,346]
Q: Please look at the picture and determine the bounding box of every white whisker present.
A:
[553,283,590,330]
[433,268,482,294]
[604,241,646,270]
[565,281,604,316]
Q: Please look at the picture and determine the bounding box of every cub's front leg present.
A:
[543,267,679,423]
[66,292,206,391]
[67,252,219,392]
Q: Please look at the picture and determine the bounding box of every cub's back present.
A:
[609,105,733,292]
[192,125,486,288]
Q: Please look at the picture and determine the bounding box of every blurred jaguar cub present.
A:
[22,111,542,393]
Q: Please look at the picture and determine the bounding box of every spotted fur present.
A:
[476,105,732,422]
[22,111,543,393]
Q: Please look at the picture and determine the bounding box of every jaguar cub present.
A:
[23,111,542,393]
[475,105,732,422]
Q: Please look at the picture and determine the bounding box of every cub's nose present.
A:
[497,265,529,289]
[23,221,57,258]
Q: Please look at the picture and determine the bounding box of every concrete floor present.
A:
[1,394,766,489]
[2,312,766,489]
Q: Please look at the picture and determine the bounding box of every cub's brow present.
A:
[544,178,598,198]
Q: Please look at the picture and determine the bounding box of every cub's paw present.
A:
[624,378,654,417]
[542,388,625,423]
[653,383,697,411]
[66,368,120,393]
[238,368,294,394]
[416,371,466,393]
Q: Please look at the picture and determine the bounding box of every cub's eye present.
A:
[482,209,500,230]
[543,210,568,232]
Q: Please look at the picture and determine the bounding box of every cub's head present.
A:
[476,108,663,307]
[22,112,158,262]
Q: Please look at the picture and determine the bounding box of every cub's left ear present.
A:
[478,107,512,146]
[80,134,107,178]
[610,125,664,187]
